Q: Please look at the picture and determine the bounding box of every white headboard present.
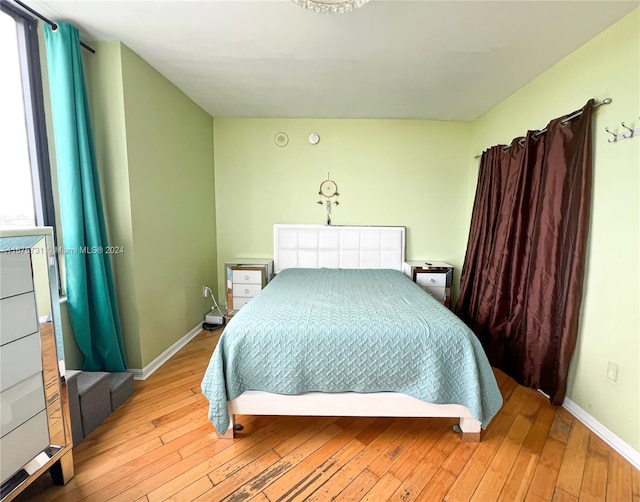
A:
[274,224,406,274]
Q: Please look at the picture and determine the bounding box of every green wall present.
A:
[469,9,639,451]
[120,45,217,367]
[213,119,472,300]
[81,42,217,369]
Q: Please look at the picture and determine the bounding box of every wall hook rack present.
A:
[606,118,640,143]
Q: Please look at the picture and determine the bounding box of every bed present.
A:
[201,225,502,441]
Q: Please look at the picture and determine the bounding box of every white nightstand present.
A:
[404,261,454,309]
[225,258,274,316]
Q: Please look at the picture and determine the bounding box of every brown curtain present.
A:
[456,99,594,405]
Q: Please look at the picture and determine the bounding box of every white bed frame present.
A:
[220,225,482,442]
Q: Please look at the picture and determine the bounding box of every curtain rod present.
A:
[11,0,96,53]
[473,98,612,159]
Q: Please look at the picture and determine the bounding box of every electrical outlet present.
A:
[202,285,209,298]
[606,361,618,382]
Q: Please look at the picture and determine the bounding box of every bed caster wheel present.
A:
[452,423,462,433]
[233,424,244,431]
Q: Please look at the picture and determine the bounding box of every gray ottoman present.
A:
[108,372,134,411]
[64,370,84,447]
[76,372,111,438]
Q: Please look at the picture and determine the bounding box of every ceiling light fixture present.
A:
[291,0,371,14]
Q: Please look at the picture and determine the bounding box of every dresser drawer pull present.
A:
[244,289,250,294]
[244,275,250,281]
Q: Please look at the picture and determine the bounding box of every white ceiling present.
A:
[28,0,638,120]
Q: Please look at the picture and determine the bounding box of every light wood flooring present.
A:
[18,328,640,502]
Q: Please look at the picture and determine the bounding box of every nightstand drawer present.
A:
[232,297,252,310]
[422,285,446,302]
[415,273,446,288]
[232,270,262,285]
[233,283,262,298]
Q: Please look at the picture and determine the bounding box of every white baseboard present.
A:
[563,397,640,470]
[127,322,203,381]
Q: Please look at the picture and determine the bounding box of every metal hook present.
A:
[605,127,617,143]
[621,122,634,137]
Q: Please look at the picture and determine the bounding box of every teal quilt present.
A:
[201,268,502,433]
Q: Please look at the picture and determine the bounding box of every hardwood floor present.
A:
[18,328,639,502]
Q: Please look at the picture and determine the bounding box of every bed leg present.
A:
[458,417,481,443]
[217,414,236,439]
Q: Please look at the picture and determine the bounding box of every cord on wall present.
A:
[202,285,233,323]
[202,285,220,311]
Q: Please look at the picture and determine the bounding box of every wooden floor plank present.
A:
[524,437,567,502]
[144,417,305,502]
[305,419,406,501]
[552,487,578,501]
[522,406,557,454]
[606,451,633,502]
[163,476,213,502]
[416,467,456,502]
[262,419,374,501]
[272,416,338,457]
[284,438,366,501]
[388,447,447,501]
[388,422,447,481]
[333,469,379,502]
[548,408,574,444]
[16,330,633,502]
[222,422,344,502]
[496,450,539,502]
[444,393,524,502]
[555,419,590,498]
[360,472,403,502]
[195,450,282,502]
[632,466,640,502]
[471,413,533,502]
[579,433,610,502]
[367,419,427,478]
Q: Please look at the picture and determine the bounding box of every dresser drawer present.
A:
[233,283,262,298]
[0,373,45,438]
[0,292,39,346]
[0,410,49,485]
[232,269,262,285]
[415,273,446,288]
[232,296,253,310]
[0,333,43,392]
[0,252,33,300]
[422,285,446,302]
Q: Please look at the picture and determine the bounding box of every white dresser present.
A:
[225,258,273,315]
[0,228,74,501]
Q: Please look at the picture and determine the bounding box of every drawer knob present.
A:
[244,289,250,294]
[430,278,436,282]
[244,275,250,281]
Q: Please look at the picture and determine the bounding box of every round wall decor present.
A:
[274,132,289,147]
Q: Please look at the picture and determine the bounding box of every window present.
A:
[0,2,55,229]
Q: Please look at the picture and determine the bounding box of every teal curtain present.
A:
[44,23,127,372]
